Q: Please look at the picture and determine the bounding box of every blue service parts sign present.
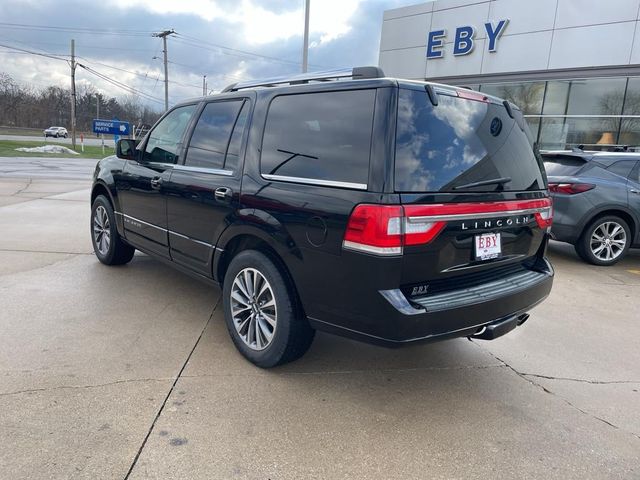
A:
[427,19,509,59]
[92,119,130,135]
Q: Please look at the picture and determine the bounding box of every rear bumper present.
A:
[550,222,579,243]
[308,258,553,347]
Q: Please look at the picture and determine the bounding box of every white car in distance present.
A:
[43,126,68,138]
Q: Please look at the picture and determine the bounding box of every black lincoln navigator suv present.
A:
[90,67,554,367]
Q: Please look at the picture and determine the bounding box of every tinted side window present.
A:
[606,160,637,179]
[143,105,196,164]
[185,100,244,169]
[224,101,249,172]
[261,90,375,186]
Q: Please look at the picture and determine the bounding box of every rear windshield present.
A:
[542,155,587,176]
[395,88,546,192]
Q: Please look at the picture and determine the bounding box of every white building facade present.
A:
[379,0,640,149]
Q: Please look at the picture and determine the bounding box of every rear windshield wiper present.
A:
[452,177,512,190]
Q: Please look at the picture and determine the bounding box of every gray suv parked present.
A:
[542,151,640,265]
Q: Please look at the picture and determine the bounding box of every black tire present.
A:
[55,133,59,138]
[222,250,315,368]
[64,133,68,138]
[575,215,631,266]
[90,195,135,265]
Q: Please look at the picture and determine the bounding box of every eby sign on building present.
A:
[426,19,509,58]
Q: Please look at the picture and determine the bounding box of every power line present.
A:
[77,63,165,105]
[0,45,167,110]
[165,59,244,82]
[173,35,301,68]
[0,42,69,62]
[175,33,331,69]
[2,38,156,53]
[0,22,153,37]
[137,44,161,96]
[78,56,202,90]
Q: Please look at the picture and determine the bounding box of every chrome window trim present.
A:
[406,207,546,223]
[173,164,234,176]
[136,161,174,168]
[262,174,367,191]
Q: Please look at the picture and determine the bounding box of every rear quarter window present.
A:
[260,89,375,187]
[605,160,638,179]
[542,155,587,176]
[395,88,545,192]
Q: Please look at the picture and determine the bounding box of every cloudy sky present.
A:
[0,0,416,110]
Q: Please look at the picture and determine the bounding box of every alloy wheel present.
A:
[590,221,626,262]
[230,268,277,351]
[93,205,111,256]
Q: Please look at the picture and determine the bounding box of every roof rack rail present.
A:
[221,66,385,93]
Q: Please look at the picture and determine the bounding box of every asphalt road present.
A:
[0,156,98,180]
[0,133,112,147]
[1,169,639,479]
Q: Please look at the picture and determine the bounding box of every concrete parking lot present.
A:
[1,160,639,479]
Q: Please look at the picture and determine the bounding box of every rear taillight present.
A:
[343,205,403,255]
[548,182,595,194]
[343,198,553,256]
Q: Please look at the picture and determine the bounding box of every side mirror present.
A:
[116,139,139,160]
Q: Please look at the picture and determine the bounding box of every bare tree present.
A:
[0,72,161,134]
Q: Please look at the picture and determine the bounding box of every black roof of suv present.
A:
[91,66,554,367]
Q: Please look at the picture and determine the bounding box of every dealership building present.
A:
[379,0,640,149]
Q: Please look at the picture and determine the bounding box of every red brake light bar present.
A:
[343,198,553,256]
[456,89,489,103]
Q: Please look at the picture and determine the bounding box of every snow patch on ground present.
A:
[15,145,80,155]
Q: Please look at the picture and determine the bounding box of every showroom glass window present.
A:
[538,78,626,149]
[481,82,544,141]
[620,77,640,146]
[142,105,197,164]
[260,90,375,185]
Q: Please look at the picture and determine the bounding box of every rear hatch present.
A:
[394,85,551,297]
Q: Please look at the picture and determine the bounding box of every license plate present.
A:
[475,233,501,261]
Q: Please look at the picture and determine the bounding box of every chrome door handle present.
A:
[630,189,640,194]
[214,187,232,200]
[150,177,162,189]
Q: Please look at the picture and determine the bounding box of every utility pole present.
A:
[203,75,207,96]
[70,39,77,149]
[302,0,310,73]
[153,30,175,111]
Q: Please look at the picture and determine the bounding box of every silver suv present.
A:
[43,126,68,138]
[543,151,640,265]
